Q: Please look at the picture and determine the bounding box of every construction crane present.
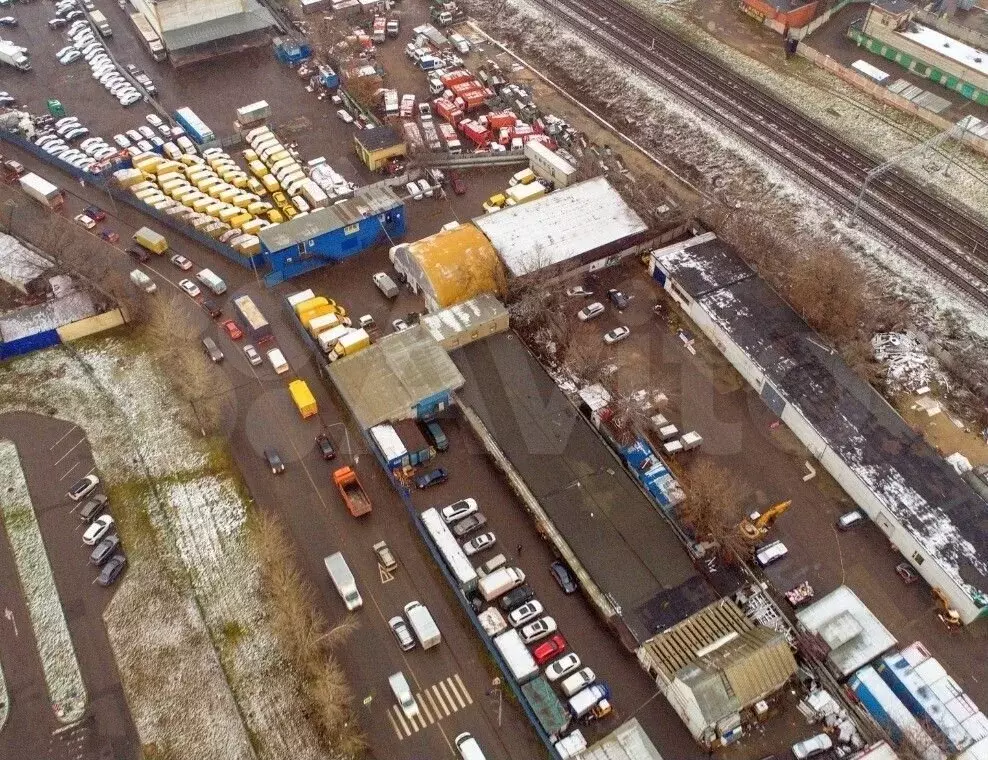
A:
[740,500,792,540]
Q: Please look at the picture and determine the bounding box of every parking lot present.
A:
[0,412,139,760]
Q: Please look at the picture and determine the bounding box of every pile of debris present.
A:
[872,332,941,392]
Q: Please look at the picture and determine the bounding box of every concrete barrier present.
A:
[56,308,125,342]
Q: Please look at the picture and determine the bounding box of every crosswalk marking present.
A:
[387,673,475,740]
[447,677,466,709]
[455,673,473,705]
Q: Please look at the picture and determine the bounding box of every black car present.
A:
[499,584,535,612]
[415,467,448,489]
[78,494,108,522]
[264,448,285,474]
[201,298,222,319]
[126,246,151,263]
[451,512,487,538]
[97,554,127,586]
[315,433,336,460]
[89,534,121,566]
[550,561,578,594]
[607,289,630,310]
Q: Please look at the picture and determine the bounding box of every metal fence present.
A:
[0,130,264,271]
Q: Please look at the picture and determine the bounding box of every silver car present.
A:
[388,616,415,651]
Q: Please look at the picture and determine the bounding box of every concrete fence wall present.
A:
[796,43,988,159]
[56,309,126,342]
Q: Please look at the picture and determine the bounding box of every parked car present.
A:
[791,734,833,760]
[74,214,96,230]
[373,540,398,572]
[83,514,114,545]
[202,337,224,363]
[221,320,243,340]
[264,448,285,475]
[243,344,262,366]
[449,170,466,195]
[415,467,448,489]
[755,540,788,568]
[201,298,221,319]
[83,205,106,222]
[603,326,631,345]
[389,615,415,651]
[405,181,423,201]
[99,230,120,243]
[392,318,410,332]
[520,616,557,644]
[508,600,544,628]
[315,433,336,460]
[577,302,605,321]
[89,533,121,566]
[500,584,535,612]
[566,286,593,297]
[532,634,567,665]
[441,498,478,524]
[179,279,201,298]
[0,15,18,26]
[607,288,630,310]
[545,652,581,681]
[462,532,496,556]
[836,509,865,530]
[451,512,487,538]
[127,246,151,264]
[170,254,193,270]
[550,560,578,594]
[69,474,100,501]
[97,554,127,586]
[78,494,108,522]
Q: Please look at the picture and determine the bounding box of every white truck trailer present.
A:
[493,629,538,684]
[404,601,441,649]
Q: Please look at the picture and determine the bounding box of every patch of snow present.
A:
[872,332,945,392]
[0,440,86,723]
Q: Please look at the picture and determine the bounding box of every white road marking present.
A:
[455,673,472,704]
[432,683,450,716]
[392,706,409,736]
[53,436,86,465]
[50,426,78,451]
[417,693,434,724]
[386,709,403,740]
[440,681,457,714]
[426,688,442,722]
[60,461,81,481]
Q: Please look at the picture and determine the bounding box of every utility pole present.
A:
[850,115,975,225]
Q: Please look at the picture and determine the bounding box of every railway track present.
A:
[529,0,988,307]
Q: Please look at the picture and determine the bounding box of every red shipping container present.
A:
[487,111,517,130]
[460,120,491,147]
[440,69,474,87]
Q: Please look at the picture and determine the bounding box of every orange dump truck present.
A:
[333,466,371,517]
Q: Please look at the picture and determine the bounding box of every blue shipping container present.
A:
[850,666,945,760]
[174,107,215,144]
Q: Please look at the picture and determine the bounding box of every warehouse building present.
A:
[637,598,797,748]
[258,184,404,285]
[651,233,988,625]
[130,0,274,65]
[419,293,510,351]
[389,224,505,311]
[353,127,406,172]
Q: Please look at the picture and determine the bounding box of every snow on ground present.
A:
[0,341,327,760]
[488,0,988,343]
[0,440,86,723]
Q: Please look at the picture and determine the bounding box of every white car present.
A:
[56,44,75,57]
[170,254,193,270]
[119,92,142,107]
[603,326,631,345]
[178,279,201,298]
[441,498,478,524]
[577,302,605,321]
[405,181,422,201]
[112,133,131,148]
[69,474,100,501]
[243,344,262,366]
[508,600,544,628]
[58,50,81,64]
[566,286,593,297]
[336,108,354,124]
[417,178,433,198]
[145,113,163,127]
[138,125,155,139]
[83,515,114,545]
[462,532,496,556]
[125,129,142,142]
[545,653,581,681]
[520,616,557,644]
[74,214,96,230]
[792,734,833,760]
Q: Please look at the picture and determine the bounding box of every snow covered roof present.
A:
[578,718,665,760]
[161,0,273,51]
[797,586,897,677]
[328,325,464,430]
[899,23,988,80]
[0,233,52,293]
[659,236,988,609]
[419,293,508,347]
[472,178,648,277]
[0,291,95,341]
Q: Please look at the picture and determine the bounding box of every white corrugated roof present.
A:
[472,178,647,276]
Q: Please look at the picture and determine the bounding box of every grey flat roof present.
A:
[259,184,402,253]
[161,0,274,51]
[472,178,648,276]
[581,718,666,760]
[419,293,508,344]
[329,325,464,430]
[454,332,713,642]
[657,238,988,605]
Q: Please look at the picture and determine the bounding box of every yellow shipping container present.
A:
[288,380,318,419]
[218,206,240,223]
[246,201,271,216]
[187,169,213,184]
[129,180,156,195]
[201,201,224,217]
[192,196,214,212]
[204,184,226,199]
[134,187,160,202]
[293,296,328,317]
[229,213,252,229]
[242,148,259,163]
[228,174,249,189]
[234,236,261,256]
[160,177,188,193]
[183,192,205,208]
[197,176,222,193]
[114,168,144,188]
[232,194,254,209]
[246,177,267,197]
[179,154,204,166]
[133,158,159,174]
[283,206,298,220]
[154,160,182,176]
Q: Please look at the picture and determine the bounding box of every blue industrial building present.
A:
[258,184,405,285]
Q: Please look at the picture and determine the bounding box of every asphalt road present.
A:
[0,413,139,760]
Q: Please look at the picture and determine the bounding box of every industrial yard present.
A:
[0,0,987,759]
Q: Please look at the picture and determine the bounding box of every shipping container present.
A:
[236,100,270,126]
[524,141,577,188]
[851,666,945,760]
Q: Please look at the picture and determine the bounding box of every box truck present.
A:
[493,629,538,684]
[19,173,63,208]
[404,601,441,649]
[133,226,168,254]
[289,379,318,419]
[195,268,227,295]
[324,552,362,611]
[478,567,525,602]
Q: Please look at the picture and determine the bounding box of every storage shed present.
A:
[353,126,407,171]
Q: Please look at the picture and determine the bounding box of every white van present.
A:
[454,732,487,760]
[129,269,156,293]
[267,347,289,374]
[195,268,227,295]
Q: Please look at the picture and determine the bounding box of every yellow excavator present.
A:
[740,500,792,540]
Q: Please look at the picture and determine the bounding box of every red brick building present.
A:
[738,0,819,30]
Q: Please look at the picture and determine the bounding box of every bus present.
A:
[420,507,478,592]
[129,13,166,62]
[174,107,216,145]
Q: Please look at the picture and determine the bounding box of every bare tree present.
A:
[677,459,751,563]
[563,324,609,383]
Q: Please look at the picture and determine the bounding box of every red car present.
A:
[221,320,243,340]
[532,633,567,665]
[100,230,120,243]
[449,170,466,195]
[84,205,106,222]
